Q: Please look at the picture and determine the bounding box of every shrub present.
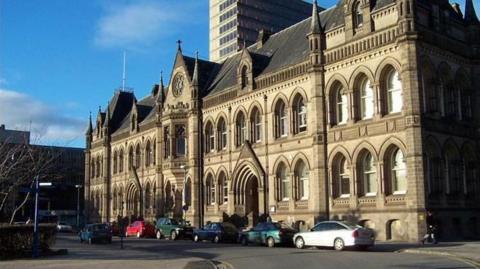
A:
[0,223,57,259]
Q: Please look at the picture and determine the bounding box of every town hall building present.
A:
[85,0,480,241]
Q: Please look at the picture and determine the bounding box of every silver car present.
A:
[293,221,375,251]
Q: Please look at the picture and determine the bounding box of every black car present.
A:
[193,222,239,243]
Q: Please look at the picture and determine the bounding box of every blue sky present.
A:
[0,0,477,148]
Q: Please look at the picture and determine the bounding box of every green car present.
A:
[239,222,297,247]
[155,217,194,240]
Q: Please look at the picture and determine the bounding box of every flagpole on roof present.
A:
[122,50,126,91]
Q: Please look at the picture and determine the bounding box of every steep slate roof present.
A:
[98,0,405,136]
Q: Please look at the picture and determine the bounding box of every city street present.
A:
[1,234,477,269]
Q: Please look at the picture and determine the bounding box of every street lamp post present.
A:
[33,176,52,258]
[75,185,83,229]
[180,165,188,221]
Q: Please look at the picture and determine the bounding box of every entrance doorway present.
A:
[232,162,264,227]
[245,176,259,226]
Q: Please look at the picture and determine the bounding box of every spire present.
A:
[105,102,111,127]
[465,0,480,25]
[310,0,322,34]
[156,71,165,105]
[192,51,199,87]
[86,112,93,135]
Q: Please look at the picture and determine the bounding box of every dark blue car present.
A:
[79,223,112,244]
[193,222,238,243]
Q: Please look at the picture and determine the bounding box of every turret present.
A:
[397,0,416,34]
[86,112,93,149]
[103,103,111,140]
[307,0,325,67]
[156,71,165,122]
[465,0,480,57]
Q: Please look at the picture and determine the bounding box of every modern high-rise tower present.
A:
[209,0,314,62]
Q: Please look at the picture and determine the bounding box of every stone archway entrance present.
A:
[126,184,142,219]
[232,161,264,227]
[244,176,259,226]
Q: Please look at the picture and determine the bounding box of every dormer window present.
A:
[354,1,363,28]
[241,65,249,89]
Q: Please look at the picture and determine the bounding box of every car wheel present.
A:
[193,234,199,242]
[156,230,162,240]
[241,236,248,246]
[334,238,345,251]
[266,237,275,248]
[170,230,177,240]
[136,232,141,238]
[295,237,305,249]
[213,235,220,243]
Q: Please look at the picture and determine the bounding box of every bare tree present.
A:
[0,136,59,223]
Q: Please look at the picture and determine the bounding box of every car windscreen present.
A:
[341,222,362,229]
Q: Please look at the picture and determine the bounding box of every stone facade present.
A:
[85,0,480,241]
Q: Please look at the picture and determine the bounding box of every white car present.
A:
[293,221,375,251]
[57,222,73,232]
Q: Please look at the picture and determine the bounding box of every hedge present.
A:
[0,223,57,259]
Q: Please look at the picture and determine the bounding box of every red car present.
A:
[125,221,155,238]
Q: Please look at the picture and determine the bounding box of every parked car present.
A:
[125,221,155,238]
[79,223,112,244]
[57,222,73,232]
[293,221,375,251]
[239,222,297,248]
[193,222,238,243]
[155,217,194,240]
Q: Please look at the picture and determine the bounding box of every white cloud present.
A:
[0,89,86,146]
[94,1,199,49]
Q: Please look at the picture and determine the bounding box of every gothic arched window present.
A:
[385,147,407,195]
[353,1,363,28]
[293,94,307,134]
[385,68,403,114]
[276,163,290,201]
[332,84,348,125]
[217,117,227,150]
[250,107,262,143]
[294,160,309,200]
[205,122,215,153]
[236,112,246,147]
[359,77,374,120]
[274,100,288,138]
[333,154,350,198]
[358,151,377,197]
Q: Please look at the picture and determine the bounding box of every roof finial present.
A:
[465,0,480,25]
[310,0,322,34]
[192,50,199,86]
[177,40,183,52]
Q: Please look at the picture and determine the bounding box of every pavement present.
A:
[1,234,478,269]
[396,241,480,268]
